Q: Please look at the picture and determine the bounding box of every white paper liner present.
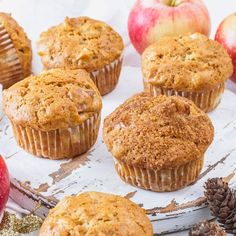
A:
[144,82,225,112]
[11,113,101,160]
[115,157,204,192]
[0,24,23,89]
[90,56,123,95]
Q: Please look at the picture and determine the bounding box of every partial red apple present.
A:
[215,13,236,83]
[0,155,10,219]
[128,0,211,54]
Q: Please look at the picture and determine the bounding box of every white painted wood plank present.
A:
[1,66,236,234]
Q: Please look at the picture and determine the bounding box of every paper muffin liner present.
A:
[144,82,225,112]
[90,56,123,96]
[0,23,23,89]
[10,113,101,160]
[115,156,204,192]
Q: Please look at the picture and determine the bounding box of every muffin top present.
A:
[39,192,153,236]
[142,33,233,92]
[3,69,102,131]
[0,13,32,76]
[103,93,214,170]
[37,17,124,72]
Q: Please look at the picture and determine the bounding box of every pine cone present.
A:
[204,177,236,234]
[189,221,226,236]
[224,213,236,234]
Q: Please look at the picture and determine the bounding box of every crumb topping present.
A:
[103,93,214,170]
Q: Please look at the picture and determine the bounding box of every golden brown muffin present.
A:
[37,17,124,95]
[142,33,233,112]
[0,13,32,88]
[3,68,102,159]
[103,93,214,192]
[39,192,153,236]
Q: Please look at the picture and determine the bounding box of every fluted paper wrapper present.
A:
[90,56,123,96]
[11,113,101,160]
[144,82,225,113]
[116,156,204,192]
[0,24,23,89]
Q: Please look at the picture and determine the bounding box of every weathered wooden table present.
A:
[1,67,236,234]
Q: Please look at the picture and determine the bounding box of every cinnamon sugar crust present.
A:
[39,192,153,236]
[3,69,102,131]
[0,12,32,77]
[142,33,233,92]
[103,93,214,170]
[37,17,124,72]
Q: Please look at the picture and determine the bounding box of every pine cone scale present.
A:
[204,177,236,234]
[189,221,227,236]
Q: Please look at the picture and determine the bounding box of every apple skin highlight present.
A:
[128,0,211,54]
[215,13,236,83]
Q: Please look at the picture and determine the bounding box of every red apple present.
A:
[215,13,236,83]
[128,0,211,54]
[0,155,10,219]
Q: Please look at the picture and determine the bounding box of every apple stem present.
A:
[168,0,176,6]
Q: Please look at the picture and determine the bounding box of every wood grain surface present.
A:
[1,67,236,234]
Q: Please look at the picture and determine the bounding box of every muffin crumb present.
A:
[3,68,102,131]
[39,192,153,236]
[142,33,233,92]
[37,17,124,72]
[103,93,214,170]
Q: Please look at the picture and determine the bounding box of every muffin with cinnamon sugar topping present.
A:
[103,93,214,192]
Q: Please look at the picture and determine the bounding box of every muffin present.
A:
[142,33,233,112]
[103,93,214,192]
[37,17,124,96]
[0,13,32,89]
[39,191,153,236]
[3,68,102,159]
